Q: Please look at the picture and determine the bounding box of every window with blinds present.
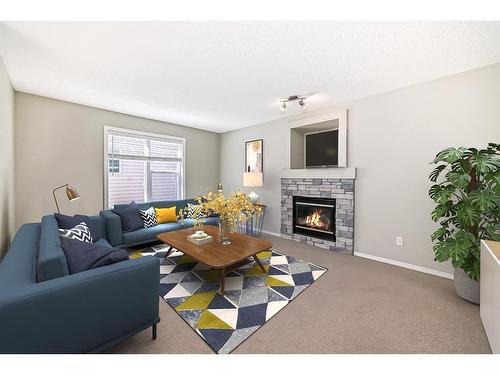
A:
[105,128,185,208]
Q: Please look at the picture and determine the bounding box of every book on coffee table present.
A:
[187,234,213,245]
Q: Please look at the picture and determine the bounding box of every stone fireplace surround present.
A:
[281,177,354,255]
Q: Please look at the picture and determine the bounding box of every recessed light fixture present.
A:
[279,95,308,112]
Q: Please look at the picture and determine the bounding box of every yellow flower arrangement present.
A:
[178,192,261,244]
[177,203,207,231]
[198,191,261,230]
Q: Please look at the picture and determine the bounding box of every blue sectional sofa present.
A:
[100,199,219,248]
[0,214,160,353]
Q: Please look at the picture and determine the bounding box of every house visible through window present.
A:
[108,159,120,173]
[105,127,185,208]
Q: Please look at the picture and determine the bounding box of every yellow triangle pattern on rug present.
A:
[202,269,221,282]
[196,310,233,329]
[266,276,292,287]
[245,264,269,276]
[256,250,272,259]
[176,291,216,311]
[129,250,143,259]
[177,254,196,264]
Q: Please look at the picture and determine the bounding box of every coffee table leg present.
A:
[164,246,174,259]
[220,268,226,295]
[252,255,267,274]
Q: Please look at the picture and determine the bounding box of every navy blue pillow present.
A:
[60,237,129,274]
[55,213,99,242]
[112,201,144,232]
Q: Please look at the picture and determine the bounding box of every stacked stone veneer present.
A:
[281,178,354,255]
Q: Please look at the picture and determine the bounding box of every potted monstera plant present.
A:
[429,143,499,304]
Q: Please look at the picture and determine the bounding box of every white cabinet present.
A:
[480,240,500,353]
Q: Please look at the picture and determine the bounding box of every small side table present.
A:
[238,203,266,237]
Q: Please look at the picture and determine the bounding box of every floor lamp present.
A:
[52,184,80,213]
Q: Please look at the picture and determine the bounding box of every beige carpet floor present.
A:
[109,234,491,354]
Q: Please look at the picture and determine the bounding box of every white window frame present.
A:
[103,126,186,209]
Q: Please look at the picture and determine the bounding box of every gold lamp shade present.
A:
[53,184,80,213]
[65,185,80,201]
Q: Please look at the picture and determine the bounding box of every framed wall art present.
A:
[245,139,263,173]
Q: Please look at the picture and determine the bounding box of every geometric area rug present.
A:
[131,244,327,354]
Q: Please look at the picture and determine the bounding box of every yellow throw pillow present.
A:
[155,207,177,224]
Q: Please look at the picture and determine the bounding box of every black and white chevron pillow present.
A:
[187,203,205,220]
[140,207,158,228]
[59,222,93,243]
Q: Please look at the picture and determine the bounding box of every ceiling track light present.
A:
[298,98,307,109]
[279,95,308,112]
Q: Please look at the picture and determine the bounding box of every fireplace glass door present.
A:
[293,196,336,241]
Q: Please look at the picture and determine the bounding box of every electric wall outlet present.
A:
[396,236,404,246]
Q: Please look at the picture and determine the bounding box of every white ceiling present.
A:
[0,21,499,133]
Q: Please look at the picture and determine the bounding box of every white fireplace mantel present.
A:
[281,167,356,180]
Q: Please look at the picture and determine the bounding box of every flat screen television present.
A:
[305,129,339,168]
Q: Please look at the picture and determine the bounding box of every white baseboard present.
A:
[353,251,454,280]
[261,230,453,280]
[261,229,282,237]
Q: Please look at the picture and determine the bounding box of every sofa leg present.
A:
[152,324,157,340]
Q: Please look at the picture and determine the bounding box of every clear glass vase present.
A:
[218,220,232,245]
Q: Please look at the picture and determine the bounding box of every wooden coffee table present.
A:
[157,226,272,294]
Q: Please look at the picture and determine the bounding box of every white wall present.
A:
[220,63,500,274]
[0,57,14,258]
[14,93,220,228]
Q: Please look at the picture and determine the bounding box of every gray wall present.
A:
[220,63,500,274]
[14,93,220,228]
[0,58,14,258]
[7,63,500,274]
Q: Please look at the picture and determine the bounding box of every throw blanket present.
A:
[60,237,129,274]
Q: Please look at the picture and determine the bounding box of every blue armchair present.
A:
[0,215,160,353]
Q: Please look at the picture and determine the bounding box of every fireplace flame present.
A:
[305,209,327,229]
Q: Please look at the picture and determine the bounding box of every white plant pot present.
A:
[453,268,480,304]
